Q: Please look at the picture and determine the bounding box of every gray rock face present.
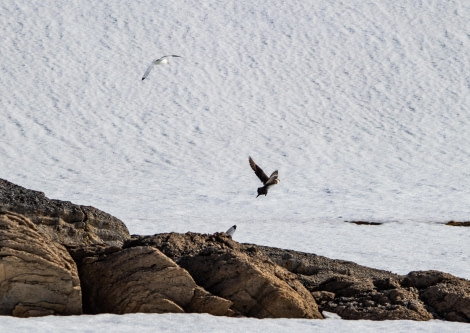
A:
[0,211,82,317]
[0,179,130,247]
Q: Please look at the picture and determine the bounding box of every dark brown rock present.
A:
[445,221,470,227]
[257,245,398,283]
[261,247,470,322]
[258,246,434,320]
[0,179,130,246]
[0,211,82,317]
[404,271,470,321]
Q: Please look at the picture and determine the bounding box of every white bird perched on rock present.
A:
[225,225,237,237]
[141,55,182,80]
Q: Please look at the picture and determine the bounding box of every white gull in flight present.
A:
[141,55,182,80]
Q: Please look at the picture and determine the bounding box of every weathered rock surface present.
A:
[259,246,468,321]
[1,179,469,322]
[180,247,321,318]
[0,211,82,317]
[0,179,130,247]
[126,233,323,319]
[403,271,470,322]
[126,234,470,321]
[76,245,233,316]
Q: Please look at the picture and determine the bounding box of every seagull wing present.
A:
[142,63,155,80]
[249,156,270,184]
[265,170,279,186]
[156,55,182,63]
[142,55,182,80]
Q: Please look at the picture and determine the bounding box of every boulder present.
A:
[0,211,82,317]
[0,179,129,247]
[78,245,233,316]
[258,246,470,321]
[127,232,323,319]
[253,246,433,320]
[403,271,470,321]
[2,179,470,322]
[179,247,322,318]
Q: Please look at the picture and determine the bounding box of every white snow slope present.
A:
[1,0,469,331]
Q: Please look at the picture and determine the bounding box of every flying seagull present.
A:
[141,55,182,80]
[249,156,280,197]
[225,225,237,237]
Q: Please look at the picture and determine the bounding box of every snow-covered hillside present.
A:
[1,1,469,331]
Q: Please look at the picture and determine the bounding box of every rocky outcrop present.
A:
[180,247,321,318]
[1,178,469,322]
[76,245,233,316]
[258,246,469,321]
[126,232,322,318]
[403,271,470,322]
[0,211,81,317]
[0,179,129,247]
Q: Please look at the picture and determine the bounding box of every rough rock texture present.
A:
[0,211,82,317]
[77,245,233,316]
[126,233,323,319]
[0,179,130,247]
[259,246,468,321]
[1,179,470,321]
[179,247,321,318]
[403,271,470,322]
[124,232,470,322]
